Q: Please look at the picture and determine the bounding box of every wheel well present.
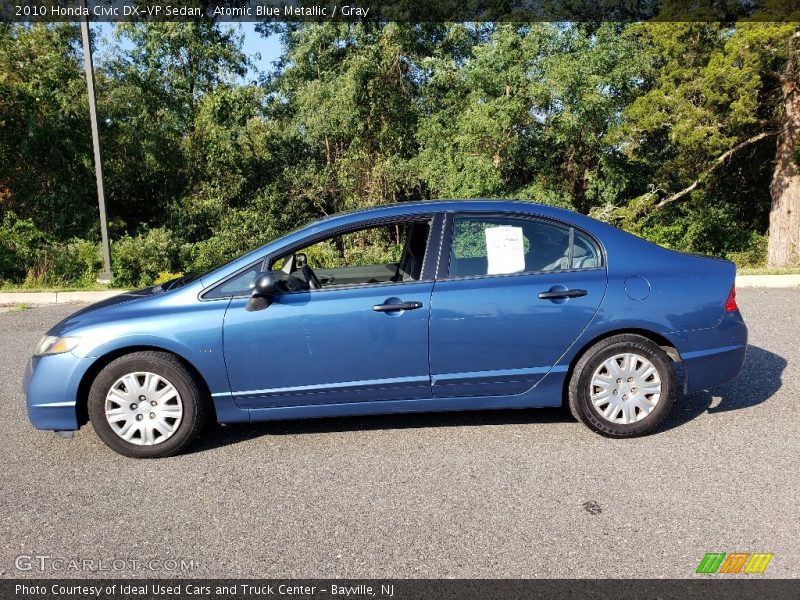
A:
[75,346,214,426]
[561,329,682,406]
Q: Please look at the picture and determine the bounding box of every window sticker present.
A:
[485,226,525,275]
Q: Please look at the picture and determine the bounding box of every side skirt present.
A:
[237,372,567,423]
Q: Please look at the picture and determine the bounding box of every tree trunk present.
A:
[767,78,800,267]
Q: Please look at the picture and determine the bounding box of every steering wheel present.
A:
[301,264,322,290]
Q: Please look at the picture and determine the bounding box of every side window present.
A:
[448,216,599,277]
[204,264,261,299]
[571,230,601,269]
[270,220,431,291]
[218,267,260,295]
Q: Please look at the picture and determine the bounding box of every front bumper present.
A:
[24,352,92,431]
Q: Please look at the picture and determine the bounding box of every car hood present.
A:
[48,287,164,336]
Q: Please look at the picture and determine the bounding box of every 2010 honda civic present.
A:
[24,200,747,457]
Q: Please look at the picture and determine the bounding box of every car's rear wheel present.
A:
[568,334,676,437]
[87,351,208,458]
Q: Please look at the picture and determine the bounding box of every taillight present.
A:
[725,285,738,312]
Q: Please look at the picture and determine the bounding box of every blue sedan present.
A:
[24,200,747,457]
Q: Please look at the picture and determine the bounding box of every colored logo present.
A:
[696,552,773,574]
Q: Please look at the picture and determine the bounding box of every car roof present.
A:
[329,199,570,220]
[311,199,610,233]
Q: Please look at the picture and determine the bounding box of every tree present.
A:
[617,20,800,266]
[258,21,437,228]
[2,17,797,286]
[102,21,253,235]
[731,23,800,267]
[0,23,96,238]
[416,23,646,213]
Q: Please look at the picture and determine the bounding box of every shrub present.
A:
[0,211,50,282]
[153,271,184,285]
[111,228,178,288]
[23,239,103,288]
[727,233,768,268]
[188,206,275,273]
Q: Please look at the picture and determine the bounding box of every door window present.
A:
[448,216,600,277]
[270,220,432,291]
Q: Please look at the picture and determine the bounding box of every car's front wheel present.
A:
[568,334,676,437]
[87,351,209,458]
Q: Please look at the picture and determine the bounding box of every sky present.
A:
[239,22,283,75]
[93,22,284,78]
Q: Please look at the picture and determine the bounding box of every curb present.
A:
[735,274,800,288]
[0,290,128,306]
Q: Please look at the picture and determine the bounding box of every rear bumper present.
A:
[24,353,90,431]
[665,311,748,394]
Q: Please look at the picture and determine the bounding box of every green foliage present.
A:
[0,211,50,281]
[2,19,797,287]
[416,23,646,212]
[187,194,280,273]
[111,228,178,288]
[451,219,531,259]
[37,239,104,287]
[153,271,184,285]
[271,22,429,218]
[0,212,102,287]
[727,233,769,268]
[100,22,255,234]
[0,24,95,237]
[452,221,492,259]
[295,241,342,270]
[289,224,405,270]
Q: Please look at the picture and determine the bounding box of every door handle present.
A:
[373,301,423,312]
[538,289,588,300]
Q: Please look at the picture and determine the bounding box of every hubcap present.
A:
[104,372,183,445]
[589,353,661,424]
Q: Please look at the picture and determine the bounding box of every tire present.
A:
[568,334,676,437]
[87,351,209,458]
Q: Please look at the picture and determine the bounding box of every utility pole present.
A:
[79,0,113,283]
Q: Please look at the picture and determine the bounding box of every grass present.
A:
[0,303,31,313]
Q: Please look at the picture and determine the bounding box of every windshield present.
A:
[158,221,322,294]
[153,272,203,292]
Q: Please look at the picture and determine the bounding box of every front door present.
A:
[223,218,436,409]
[429,213,607,398]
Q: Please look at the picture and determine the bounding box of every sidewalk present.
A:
[735,274,800,288]
[0,290,128,306]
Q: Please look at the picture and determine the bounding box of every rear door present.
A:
[429,213,607,398]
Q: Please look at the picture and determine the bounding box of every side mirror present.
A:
[246,271,277,312]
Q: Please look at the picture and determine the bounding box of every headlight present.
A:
[34,335,80,357]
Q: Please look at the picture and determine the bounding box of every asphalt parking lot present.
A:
[1,288,798,579]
